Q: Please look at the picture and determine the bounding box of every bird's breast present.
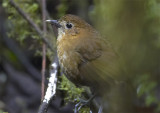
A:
[57,40,84,85]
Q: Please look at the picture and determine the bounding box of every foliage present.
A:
[57,0,69,18]
[58,75,90,113]
[58,75,84,102]
[136,74,157,106]
[2,0,41,44]
[2,0,160,112]
[93,0,160,112]
[2,0,86,111]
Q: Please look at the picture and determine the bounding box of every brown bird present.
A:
[47,14,134,113]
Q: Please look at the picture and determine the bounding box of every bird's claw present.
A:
[74,94,97,113]
[74,98,91,113]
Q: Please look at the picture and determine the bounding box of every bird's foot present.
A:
[74,99,89,113]
[74,95,96,113]
[98,104,103,113]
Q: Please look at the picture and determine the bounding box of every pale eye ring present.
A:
[66,23,72,29]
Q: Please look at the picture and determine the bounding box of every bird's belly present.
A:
[57,53,86,86]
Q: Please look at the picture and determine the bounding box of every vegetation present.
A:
[1,0,160,113]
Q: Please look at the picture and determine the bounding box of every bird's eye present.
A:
[66,23,72,29]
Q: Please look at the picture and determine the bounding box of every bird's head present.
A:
[46,14,96,41]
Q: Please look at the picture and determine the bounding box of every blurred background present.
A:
[1,0,160,113]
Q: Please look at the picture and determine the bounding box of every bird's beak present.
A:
[46,20,61,28]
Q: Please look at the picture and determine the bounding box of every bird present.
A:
[46,14,134,113]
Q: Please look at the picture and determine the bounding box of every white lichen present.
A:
[43,62,58,103]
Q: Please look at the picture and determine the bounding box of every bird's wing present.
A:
[75,37,102,61]
[75,37,124,86]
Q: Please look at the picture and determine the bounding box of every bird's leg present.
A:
[98,104,103,113]
[74,94,96,113]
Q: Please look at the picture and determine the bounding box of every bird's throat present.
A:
[57,28,65,42]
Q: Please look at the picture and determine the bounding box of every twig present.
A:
[9,0,53,51]
[36,0,51,19]
[41,44,46,100]
[38,56,59,113]
[41,0,47,101]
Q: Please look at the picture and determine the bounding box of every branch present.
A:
[41,0,47,100]
[9,0,53,51]
[36,0,51,19]
[38,56,60,113]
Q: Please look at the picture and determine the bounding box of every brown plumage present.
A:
[56,15,125,88]
[47,14,134,113]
